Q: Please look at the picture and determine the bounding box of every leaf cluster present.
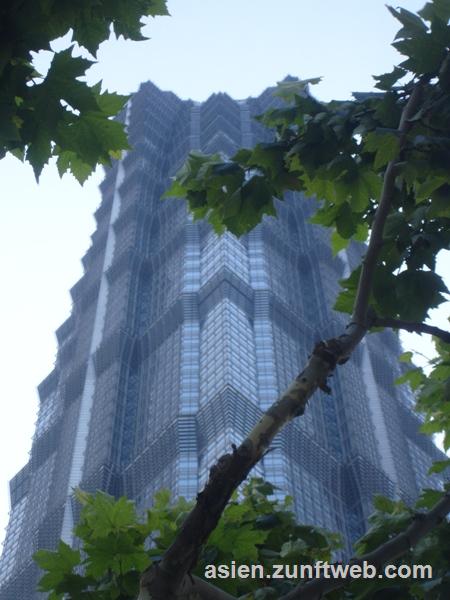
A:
[33,486,195,598]
[196,478,341,597]
[344,327,450,600]
[0,0,168,181]
[397,335,450,464]
[34,478,450,600]
[34,490,150,599]
[33,479,340,599]
[338,491,450,600]
[167,1,450,327]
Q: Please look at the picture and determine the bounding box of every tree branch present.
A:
[281,491,450,600]
[141,79,428,600]
[372,316,450,344]
[138,573,237,600]
[351,80,426,329]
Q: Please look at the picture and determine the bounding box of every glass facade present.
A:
[0,81,446,599]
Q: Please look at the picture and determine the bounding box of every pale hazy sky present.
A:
[1,0,447,550]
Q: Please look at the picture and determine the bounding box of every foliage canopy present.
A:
[0,0,168,182]
[34,479,450,599]
[34,480,341,599]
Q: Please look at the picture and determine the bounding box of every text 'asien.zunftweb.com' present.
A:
[204,560,432,581]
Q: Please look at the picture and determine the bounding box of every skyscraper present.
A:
[0,81,444,598]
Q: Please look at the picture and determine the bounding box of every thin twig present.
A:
[373,316,450,344]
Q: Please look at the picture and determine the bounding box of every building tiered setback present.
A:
[0,81,444,598]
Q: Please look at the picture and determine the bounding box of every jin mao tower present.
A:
[0,81,443,598]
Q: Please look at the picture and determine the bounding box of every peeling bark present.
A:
[139,332,367,599]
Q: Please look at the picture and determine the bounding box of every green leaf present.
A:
[163,177,188,199]
[395,270,448,321]
[9,147,24,161]
[72,19,110,57]
[222,188,242,220]
[43,48,98,113]
[420,419,445,435]
[72,0,169,55]
[392,33,447,74]
[34,542,80,572]
[331,230,349,255]
[241,180,273,231]
[304,174,339,204]
[95,87,129,117]
[354,222,369,243]
[232,148,252,164]
[310,202,341,227]
[274,77,322,102]
[280,538,308,559]
[399,351,413,363]
[429,184,450,218]
[149,0,171,17]
[26,128,52,180]
[374,91,402,128]
[369,266,398,317]
[395,368,424,390]
[372,495,400,514]
[415,176,449,202]
[73,487,91,505]
[346,169,379,212]
[383,212,407,241]
[34,541,82,593]
[419,0,450,23]
[48,47,94,81]
[0,111,22,143]
[75,492,140,540]
[335,202,358,237]
[364,131,400,169]
[387,6,428,37]
[56,150,94,183]
[428,459,450,475]
[361,169,382,200]
[57,113,130,167]
[334,266,361,315]
[373,66,407,90]
[153,488,171,509]
[355,499,413,555]
[416,488,445,509]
